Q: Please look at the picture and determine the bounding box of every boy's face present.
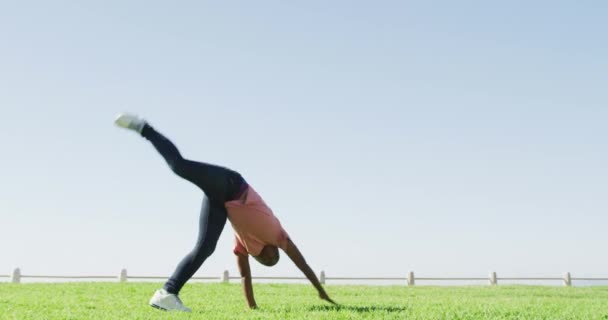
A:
[254,245,280,267]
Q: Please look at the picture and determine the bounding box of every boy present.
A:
[115,113,335,312]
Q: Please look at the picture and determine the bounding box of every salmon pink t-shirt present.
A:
[224,186,289,256]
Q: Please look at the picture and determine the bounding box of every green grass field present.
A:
[1,283,607,319]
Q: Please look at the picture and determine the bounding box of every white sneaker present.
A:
[149,289,192,312]
[114,113,146,134]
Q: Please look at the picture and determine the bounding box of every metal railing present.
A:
[3,268,608,286]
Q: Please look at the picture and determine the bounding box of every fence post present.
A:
[11,268,21,284]
[563,272,572,287]
[119,269,128,282]
[222,270,229,283]
[320,271,326,285]
[489,272,497,286]
[407,271,415,286]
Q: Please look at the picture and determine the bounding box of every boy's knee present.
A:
[168,157,186,176]
[194,242,217,263]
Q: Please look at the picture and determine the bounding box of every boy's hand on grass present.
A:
[319,291,337,305]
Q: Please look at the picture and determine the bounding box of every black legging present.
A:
[141,124,245,294]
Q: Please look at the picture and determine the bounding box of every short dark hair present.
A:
[254,246,280,267]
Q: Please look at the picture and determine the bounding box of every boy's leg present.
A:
[116,115,240,307]
[163,197,228,294]
[141,124,243,203]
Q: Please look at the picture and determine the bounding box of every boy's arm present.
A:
[284,238,336,304]
[236,253,257,309]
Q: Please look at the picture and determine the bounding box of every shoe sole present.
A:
[150,304,167,311]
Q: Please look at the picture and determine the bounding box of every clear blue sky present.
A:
[1,1,606,281]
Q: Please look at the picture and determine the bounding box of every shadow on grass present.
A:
[309,305,408,313]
